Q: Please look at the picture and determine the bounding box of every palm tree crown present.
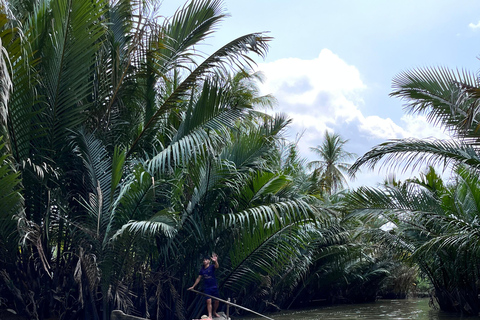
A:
[308,130,356,195]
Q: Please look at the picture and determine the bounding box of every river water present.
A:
[238,299,471,320]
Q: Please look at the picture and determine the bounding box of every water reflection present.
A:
[238,299,470,320]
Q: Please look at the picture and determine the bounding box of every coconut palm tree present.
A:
[308,130,356,196]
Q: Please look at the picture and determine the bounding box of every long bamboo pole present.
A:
[189,289,274,320]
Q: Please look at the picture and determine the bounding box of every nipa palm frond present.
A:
[128,32,271,155]
[349,137,480,175]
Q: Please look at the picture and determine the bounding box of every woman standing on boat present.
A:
[188,253,220,320]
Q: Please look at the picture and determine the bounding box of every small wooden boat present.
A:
[194,311,230,320]
[190,289,274,320]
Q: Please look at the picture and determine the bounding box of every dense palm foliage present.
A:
[0,0,284,318]
[349,64,480,315]
[347,167,480,315]
[0,1,392,319]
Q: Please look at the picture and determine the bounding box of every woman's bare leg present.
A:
[206,298,213,319]
[213,300,220,318]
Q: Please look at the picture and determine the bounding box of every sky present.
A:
[161,0,480,188]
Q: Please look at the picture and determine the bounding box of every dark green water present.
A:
[239,299,471,320]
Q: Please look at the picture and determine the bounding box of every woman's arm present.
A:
[188,275,202,290]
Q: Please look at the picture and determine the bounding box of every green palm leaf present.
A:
[112,209,178,240]
[0,137,22,261]
[350,138,480,175]
[223,222,313,292]
[391,67,480,140]
[159,0,226,71]
[3,8,40,161]
[127,32,271,156]
[219,199,313,228]
[0,16,12,129]
[39,0,106,150]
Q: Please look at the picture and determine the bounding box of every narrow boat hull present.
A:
[194,311,230,320]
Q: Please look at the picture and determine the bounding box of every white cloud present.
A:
[257,49,366,134]
[469,21,480,30]
[255,49,450,186]
[258,49,366,106]
[357,114,448,141]
[358,115,406,139]
[257,48,448,141]
[400,114,449,139]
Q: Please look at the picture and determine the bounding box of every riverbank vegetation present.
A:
[347,67,480,316]
[0,0,479,319]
